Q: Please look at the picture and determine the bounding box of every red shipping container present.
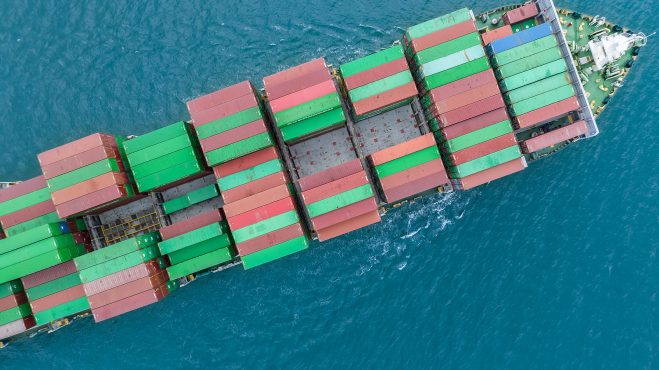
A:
[92,285,168,323]
[434,94,505,127]
[56,185,128,219]
[522,120,588,153]
[0,176,48,204]
[302,172,369,204]
[82,259,163,296]
[353,82,418,117]
[221,172,287,204]
[384,172,446,203]
[316,210,381,242]
[213,147,279,178]
[431,82,501,114]
[29,285,86,313]
[410,20,478,53]
[236,224,304,256]
[0,293,27,312]
[448,133,519,165]
[441,108,510,140]
[269,80,337,113]
[311,198,378,230]
[87,271,167,310]
[191,93,258,127]
[38,133,117,166]
[503,3,539,25]
[458,157,527,190]
[298,159,363,191]
[263,58,328,99]
[344,58,410,90]
[369,134,436,166]
[227,197,295,231]
[200,119,268,153]
[223,185,291,218]
[51,172,129,206]
[159,209,223,240]
[41,146,121,180]
[379,158,447,190]
[481,25,514,45]
[0,316,35,341]
[515,97,580,129]
[186,81,253,115]
[21,260,78,289]
[0,200,56,230]
[428,69,497,102]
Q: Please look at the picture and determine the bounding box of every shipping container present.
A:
[55,185,130,219]
[341,45,404,77]
[0,293,27,312]
[0,235,75,270]
[306,184,373,219]
[481,25,513,45]
[25,273,82,301]
[232,211,299,244]
[0,316,35,341]
[302,172,369,204]
[126,134,194,166]
[0,187,52,218]
[405,8,472,41]
[241,236,308,269]
[162,184,218,214]
[42,146,121,180]
[195,106,262,139]
[263,58,329,100]
[159,209,222,240]
[167,236,231,265]
[130,148,198,179]
[158,223,227,255]
[221,172,287,204]
[488,23,552,55]
[419,44,485,78]
[492,35,558,67]
[410,19,477,53]
[457,157,527,190]
[298,159,363,191]
[521,120,588,153]
[0,222,65,255]
[449,145,522,178]
[434,94,505,127]
[191,93,258,127]
[510,84,575,116]
[496,46,562,79]
[514,96,580,129]
[426,69,497,104]
[87,271,167,310]
[369,133,436,166]
[311,198,378,230]
[379,158,448,190]
[5,212,61,237]
[447,133,518,166]
[274,92,341,127]
[223,185,291,218]
[375,147,440,179]
[0,200,56,230]
[21,260,77,289]
[47,158,122,192]
[422,57,490,91]
[316,211,381,242]
[270,80,337,113]
[500,58,567,92]
[443,119,513,153]
[51,172,129,206]
[383,171,446,203]
[213,147,279,178]
[353,83,418,118]
[0,303,31,327]
[134,161,204,192]
[228,197,295,231]
[166,248,233,280]
[82,259,164,296]
[38,133,117,167]
[123,122,189,154]
[236,224,304,256]
[0,281,23,299]
[280,108,346,142]
[29,285,85,313]
[217,158,283,191]
[503,3,540,25]
[343,58,409,90]
[505,72,571,104]
[205,133,274,168]
[0,176,48,204]
[187,81,254,114]
[92,286,167,323]
[414,32,481,65]
[78,246,160,284]
[199,119,267,153]
[75,233,160,271]
[430,82,500,114]
[440,108,510,140]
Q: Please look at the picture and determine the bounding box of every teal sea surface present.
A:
[1,0,657,368]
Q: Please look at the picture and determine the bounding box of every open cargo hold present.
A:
[0,176,58,232]
[521,120,588,153]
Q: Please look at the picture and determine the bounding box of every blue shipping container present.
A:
[487,23,553,55]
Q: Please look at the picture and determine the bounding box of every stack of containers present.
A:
[73,233,170,323]
[158,209,234,280]
[488,23,579,130]
[0,176,60,237]
[520,120,589,154]
[368,134,449,203]
[38,133,136,218]
[161,184,219,215]
[404,8,526,190]
[340,45,418,120]
[298,159,380,241]
[187,82,274,167]
[0,280,34,341]
[123,121,206,192]
[264,58,346,143]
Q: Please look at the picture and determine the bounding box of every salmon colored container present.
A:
[433,94,505,127]
[458,157,527,190]
[316,210,381,242]
[82,260,163,296]
[431,82,501,114]
[0,200,56,229]
[343,58,409,90]
[448,133,518,165]
[92,285,168,323]
[263,58,328,99]
[0,175,47,203]
[514,97,580,129]
[213,147,279,178]
[503,3,539,25]
[441,108,510,140]
[29,285,86,313]
[369,134,436,166]
[200,119,267,153]
[298,159,363,191]
[267,66,333,101]
[428,69,497,102]
[353,82,418,117]
[51,173,129,206]
[384,172,445,203]
[187,81,254,115]
[311,198,378,230]
[522,120,588,153]
[21,260,78,289]
[269,80,337,113]
[480,25,513,45]
[223,185,291,218]
[379,159,447,190]
[88,271,167,310]
[409,20,477,53]
[159,209,223,240]
[302,172,369,204]
[236,224,304,256]
[38,133,117,166]
[191,93,258,127]
[41,146,121,179]
[227,197,295,231]
[56,185,128,218]
[0,293,27,312]
[0,316,36,341]
[221,172,287,204]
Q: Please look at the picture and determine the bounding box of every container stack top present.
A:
[0,176,61,238]
[0,279,34,341]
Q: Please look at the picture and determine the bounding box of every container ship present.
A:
[0,0,647,346]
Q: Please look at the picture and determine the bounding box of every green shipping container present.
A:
[241,236,309,270]
[25,272,82,301]
[167,235,232,265]
[123,121,188,154]
[166,247,234,280]
[74,233,160,271]
[158,223,228,255]
[492,35,559,67]
[375,146,440,178]
[281,108,346,143]
[217,159,283,191]
[505,73,571,104]
[449,145,522,178]
[78,245,160,283]
[6,212,61,237]
[496,46,563,79]
[33,296,90,326]
[0,244,83,286]
[195,106,263,140]
[205,132,273,166]
[130,147,198,179]
[127,134,194,167]
[413,32,481,65]
[500,58,567,92]
[0,280,23,300]
[405,8,472,40]
[47,158,121,191]
[348,71,413,102]
[0,234,75,270]
[510,84,575,116]
[232,211,299,243]
[135,160,204,192]
[422,57,490,91]
[420,44,484,78]
[162,184,219,215]
[306,184,374,218]
[166,280,179,291]
[0,303,31,327]
[0,222,64,255]
[274,92,341,127]
[340,45,405,77]
[0,187,52,218]
[443,120,513,153]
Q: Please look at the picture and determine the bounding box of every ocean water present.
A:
[1,0,657,368]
